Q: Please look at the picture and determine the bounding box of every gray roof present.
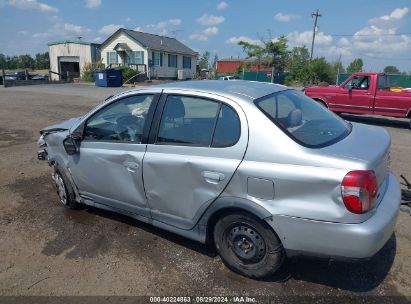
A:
[114,43,131,50]
[48,40,100,46]
[150,80,288,101]
[101,28,197,56]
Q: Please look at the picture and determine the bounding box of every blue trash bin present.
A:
[95,69,123,87]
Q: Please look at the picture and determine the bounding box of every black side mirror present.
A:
[63,136,79,155]
[71,121,85,140]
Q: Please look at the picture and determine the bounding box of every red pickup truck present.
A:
[304,72,411,129]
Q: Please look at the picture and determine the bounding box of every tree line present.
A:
[237,37,410,85]
[0,53,50,70]
[198,36,409,85]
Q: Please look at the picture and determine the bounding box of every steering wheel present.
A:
[115,115,144,141]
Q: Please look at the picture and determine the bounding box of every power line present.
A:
[362,54,411,61]
[327,32,411,37]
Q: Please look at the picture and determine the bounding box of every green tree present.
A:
[238,40,265,72]
[347,58,363,73]
[238,36,289,73]
[34,52,50,69]
[330,60,345,84]
[0,54,6,69]
[310,57,334,84]
[285,46,312,85]
[264,36,289,72]
[198,51,211,70]
[7,56,18,69]
[383,65,400,74]
[16,54,35,69]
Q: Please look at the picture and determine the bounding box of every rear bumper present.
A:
[268,172,401,259]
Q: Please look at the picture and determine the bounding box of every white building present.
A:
[99,28,198,80]
[48,41,100,80]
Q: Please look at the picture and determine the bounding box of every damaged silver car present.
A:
[38,80,401,279]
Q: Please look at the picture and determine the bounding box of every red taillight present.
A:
[341,170,378,214]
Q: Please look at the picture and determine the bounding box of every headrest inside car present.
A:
[166,97,185,119]
[287,109,302,128]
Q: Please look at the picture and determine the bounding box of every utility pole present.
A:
[310,9,322,60]
[336,54,342,85]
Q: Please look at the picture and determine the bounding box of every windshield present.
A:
[255,90,351,148]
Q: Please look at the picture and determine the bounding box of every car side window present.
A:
[157,95,219,146]
[378,75,389,90]
[258,94,299,127]
[345,76,370,90]
[83,94,154,142]
[212,104,241,147]
[343,79,352,89]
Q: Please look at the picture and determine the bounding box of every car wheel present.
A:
[53,167,80,209]
[213,212,284,279]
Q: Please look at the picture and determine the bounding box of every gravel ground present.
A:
[0,83,410,302]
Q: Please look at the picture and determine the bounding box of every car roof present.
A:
[149,80,288,101]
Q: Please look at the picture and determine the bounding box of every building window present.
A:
[107,52,118,64]
[130,51,144,64]
[183,56,191,69]
[168,54,177,68]
[152,51,162,66]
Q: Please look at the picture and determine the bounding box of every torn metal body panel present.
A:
[40,117,82,135]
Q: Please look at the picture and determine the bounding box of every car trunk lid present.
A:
[321,122,390,189]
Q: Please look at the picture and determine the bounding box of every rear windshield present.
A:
[255,90,351,148]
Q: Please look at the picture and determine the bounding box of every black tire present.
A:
[53,166,81,209]
[213,212,284,279]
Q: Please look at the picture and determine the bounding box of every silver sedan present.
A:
[37,80,401,279]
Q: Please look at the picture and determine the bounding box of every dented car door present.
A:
[68,94,158,216]
[143,91,248,229]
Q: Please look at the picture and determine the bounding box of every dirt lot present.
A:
[0,84,410,302]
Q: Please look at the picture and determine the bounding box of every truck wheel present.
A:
[53,166,81,209]
[314,99,327,108]
[213,212,284,279]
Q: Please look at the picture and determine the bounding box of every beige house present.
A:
[48,41,100,80]
[99,28,198,80]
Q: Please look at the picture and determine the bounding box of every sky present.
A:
[0,0,410,71]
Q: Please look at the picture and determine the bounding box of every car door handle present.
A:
[202,171,225,183]
[123,161,139,172]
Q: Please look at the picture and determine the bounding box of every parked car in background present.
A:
[31,74,49,81]
[304,72,411,129]
[38,80,400,279]
[5,71,27,81]
[219,75,239,80]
